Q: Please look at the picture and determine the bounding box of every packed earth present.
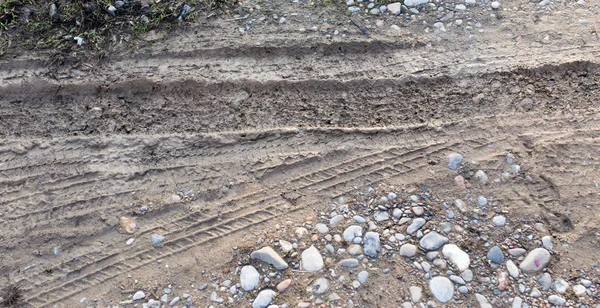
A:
[1,0,600,307]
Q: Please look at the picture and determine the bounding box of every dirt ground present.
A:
[0,0,599,307]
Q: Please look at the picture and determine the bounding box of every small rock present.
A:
[508,248,526,257]
[475,294,492,308]
[313,278,329,295]
[133,291,145,301]
[151,234,165,245]
[374,211,389,222]
[295,227,308,237]
[250,247,289,270]
[302,245,324,272]
[419,232,448,251]
[387,2,402,14]
[240,265,260,291]
[406,218,426,234]
[492,216,506,227]
[429,276,454,303]
[353,215,366,224]
[276,279,292,292]
[253,289,276,308]
[338,258,359,268]
[506,260,519,278]
[554,278,569,294]
[358,271,369,283]
[404,0,429,7]
[519,248,551,273]
[461,269,473,282]
[512,296,522,308]
[547,295,566,306]
[529,287,541,298]
[572,284,586,296]
[473,170,488,184]
[541,236,553,250]
[315,223,329,234]
[348,244,363,256]
[343,225,363,243]
[409,286,422,303]
[538,0,550,6]
[412,206,425,216]
[169,297,180,306]
[491,1,500,9]
[120,217,137,234]
[538,273,552,291]
[363,232,381,258]
[487,246,504,264]
[279,240,293,253]
[477,196,488,206]
[442,244,470,271]
[455,4,466,10]
[447,153,463,170]
[454,199,469,213]
[330,215,344,226]
[400,244,418,257]
[449,275,465,285]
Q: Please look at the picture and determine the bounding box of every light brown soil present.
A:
[0,0,599,306]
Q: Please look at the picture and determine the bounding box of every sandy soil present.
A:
[0,0,599,306]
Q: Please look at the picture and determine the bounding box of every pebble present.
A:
[387,2,402,14]
[343,225,363,243]
[487,246,504,264]
[295,227,308,237]
[461,269,473,282]
[133,291,145,301]
[506,260,519,278]
[491,1,500,9]
[539,273,552,291]
[419,232,448,251]
[400,244,418,257]
[241,265,260,291]
[250,247,289,270]
[126,238,135,245]
[210,291,224,303]
[353,215,366,224]
[374,211,389,222]
[330,215,344,226]
[512,296,522,308]
[429,276,454,303]
[455,4,466,10]
[442,244,471,271]
[447,153,463,170]
[477,196,488,206]
[458,286,468,294]
[548,294,566,306]
[449,275,465,285]
[313,277,329,295]
[315,223,329,234]
[151,234,165,245]
[348,244,363,256]
[581,279,592,287]
[412,206,425,216]
[338,258,359,268]
[406,218,426,234]
[161,294,168,303]
[508,248,526,257]
[519,248,551,273]
[554,278,569,294]
[538,0,550,6]
[454,199,469,213]
[573,284,586,296]
[301,246,324,272]
[529,287,541,298]
[404,0,429,7]
[279,240,293,253]
[169,297,179,306]
[363,232,381,258]
[409,286,422,302]
[358,271,369,283]
[474,170,488,184]
[492,216,506,227]
[475,294,492,308]
[541,235,553,250]
[253,289,276,308]
[276,279,292,292]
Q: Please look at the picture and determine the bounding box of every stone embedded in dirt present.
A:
[358,271,369,283]
[542,235,554,251]
[338,258,359,268]
[512,296,522,308]
[429,276,454,303]
[151,234,165,245]
[250,247,289,270]
[301,245,324,272]
[539,273,552,291]
[400,244,418,257]
[487,246,504,264]
[454,199,469,213]
[477,196,488,206]
[554,278,570,294]
[406,218,426,234]
[447,153,463,170]
[374,211,389,222]
[348,244,363,256]
[475,293,492,308]
[409,286,422,303]
[519,248,551,273]
[497,271,509,290]
[404,0,430,7]
[508,248,526,257]
[315,223,329,234]
[330,214,344,226]
[295,227,308,237]
[442,244,470,271]
[132,291,145,301]
[313,277,329,295]
[363,232,381,258]
[506,260,519,278]
[530,287,542,298]
[252,289,276,308]
[353,215,366,224]
[492,215,506,227]
[461,269,473,282]
[240,265,260,291]
[387,2,402,14]
[548,294,566,306]
[419,232,448,251]
[412,206,425,216]
[449,275,465,285]
[279,240,293,253]
[473,170,489,184]
[343,225,363,243]
[276,279,292,292]
[454,175,467,190]
[572,284,586,296]
[119,217,137,234]
[491,1,501,9]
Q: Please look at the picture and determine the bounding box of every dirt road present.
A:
[0,0,599,306]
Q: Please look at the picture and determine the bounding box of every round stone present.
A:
[301,245,324,272]
[492,215,506,227]
[429,276,454,303]
[447,153,463,170]
[442,244,471,272]
[358,271,369,283]
[363,232,381,258]
[491,1,500,9]
[400,244,418,257]
[252,289,276,308]
[315,223,329,234]
[419,232,448,251]
[487,246,504,264]
[240,265,260,291]
[343,225,363,243]
[519,248,551,273]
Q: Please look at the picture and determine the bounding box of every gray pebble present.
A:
[447,153,463,170]
[487,246,504,264]
[358,271,369,283]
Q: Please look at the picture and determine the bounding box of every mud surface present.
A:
[0,0,599,306]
